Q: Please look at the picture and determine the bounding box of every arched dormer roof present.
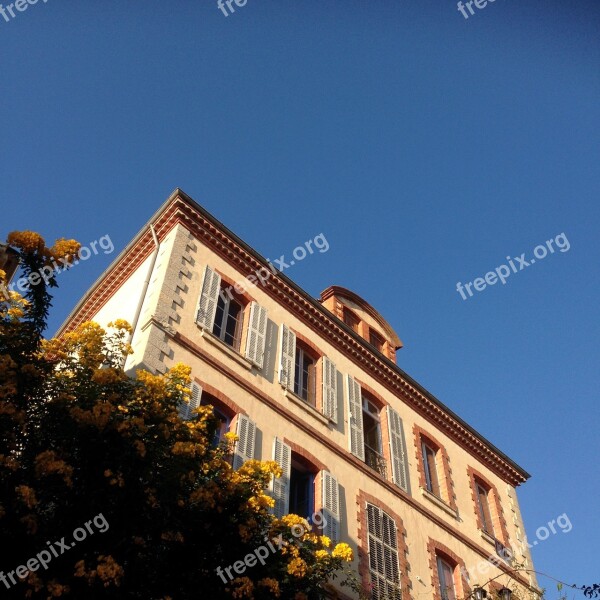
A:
[319,286,403,357]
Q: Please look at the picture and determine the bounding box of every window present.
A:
[367,504,401,600]
[212,292,244,350]
[346,376,410,491]
[422,441,441,498]
[344,309,360,332]
[294,345,317,406]
[436,556,456,600]
[369,329,385,353]
[363,396,386,479]
[475,481,494,536]
[196,266,269,364]
[289,458,315,517]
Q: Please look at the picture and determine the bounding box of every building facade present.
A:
[58,190,541,600]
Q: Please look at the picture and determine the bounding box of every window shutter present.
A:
[387,406,410,492]
[346,374,365,460]
[367,504,401,600]
[233,414,256,470]
[322,357,338,423]
[196,266,221,329]
[278,324,296,390]
[321,471,341,543]
[245,302,268,368]
[178,382,202,420]
[271,437,291,518]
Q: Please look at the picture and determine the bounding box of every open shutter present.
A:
[387,406,409,492]
[245,302,268,368]
[196,266,221,329]
[322,357,338,423]
[271,437,291,518]
[346,374,365,460]
[322,471,341,543]
[233,414,256,470]
[278,324,296,390]
[178,382,202,420]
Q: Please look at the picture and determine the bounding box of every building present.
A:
[57,189,541,600]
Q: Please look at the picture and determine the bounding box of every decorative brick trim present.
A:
[293,328,324,361]
[194,377,246,416]
[467,466,510,547]
[489,581,505,597]
[58,190,529,488]
[283,438,329,473]
[214,269,256,304]
[356,490,412,600]
[413,425,457,511]
[354,378,389,408]
[426,538,470,600]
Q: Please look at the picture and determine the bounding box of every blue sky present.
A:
[2,0,599,595]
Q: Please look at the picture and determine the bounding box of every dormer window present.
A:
[343,308,360,333]
[369,329,385,353]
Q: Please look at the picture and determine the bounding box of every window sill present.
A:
[420,487,458,518]
[480,529,496,546]
[200,327,253,371]
[283,388,331,426]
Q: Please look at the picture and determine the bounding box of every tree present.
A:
[0,231,356,599]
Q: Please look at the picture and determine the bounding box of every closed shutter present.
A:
[367,503,401,600]
[278,324,296,390]
[178,382,202,420]
[387,406,410,492]
[196,266,221,329]
[233,414,256,470]
[346,374,365,460]
[271,437,291,518]
[321,471,341,543]
[245,302,268,368]
[322,357,338,423]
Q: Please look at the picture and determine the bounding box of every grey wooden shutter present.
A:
[278,324,296,390]
[346,374,365,460]
[271,437,291,518]
[196,266,221,329]
[322,356,338,423]
[245,302,268,368]
[321,471,341,543]
[178,382,202,420]
[233,414,256,470]
[367,504,401,600]
[387,406,409,492]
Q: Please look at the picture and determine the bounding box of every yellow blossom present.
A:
[331,542,353,562]
[286,557,308,578]
[258,578,280,597]
[7,231,45,254]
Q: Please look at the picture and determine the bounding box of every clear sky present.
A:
[2,0,599,595]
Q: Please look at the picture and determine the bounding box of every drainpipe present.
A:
[128,224,160,354]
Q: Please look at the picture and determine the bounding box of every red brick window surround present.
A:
[413,425,457,511]
[356,491,411,600]
[427,538,470,600]
[467,467,510,547]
